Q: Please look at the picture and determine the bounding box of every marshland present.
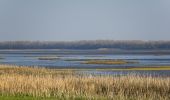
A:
[0,49,170,100]
[0,64,170,100]
[0,41,170,100]
[1,0,170,99]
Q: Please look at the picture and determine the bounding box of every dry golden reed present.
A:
[0,64,170,100]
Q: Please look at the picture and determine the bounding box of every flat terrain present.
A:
[0,65,170,100]
[1,49,170,71]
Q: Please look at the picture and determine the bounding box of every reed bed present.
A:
[37,57,59,60]
[82,60,137,65]
[0,65,170,100]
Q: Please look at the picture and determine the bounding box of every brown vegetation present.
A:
[0,65,170,100]
[37,57,59,60]
[83,60,137,65]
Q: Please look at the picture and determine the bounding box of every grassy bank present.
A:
[0,65,170,100]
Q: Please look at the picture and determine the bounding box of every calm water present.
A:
[0,49,170,76]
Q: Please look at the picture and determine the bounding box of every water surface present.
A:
[0,49,170,76]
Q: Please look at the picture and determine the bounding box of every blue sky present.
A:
[0,0,170,41]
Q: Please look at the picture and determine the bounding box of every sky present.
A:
[0,0,170,41]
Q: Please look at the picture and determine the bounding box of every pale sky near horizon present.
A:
[0,0,170,41]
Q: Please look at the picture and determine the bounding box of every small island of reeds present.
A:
[82,60,137,65]
[37,57,59,60]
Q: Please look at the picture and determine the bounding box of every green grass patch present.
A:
[0,95,109,100]
[0,96,66,100]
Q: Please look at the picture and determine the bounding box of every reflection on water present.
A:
[0,50,170,76]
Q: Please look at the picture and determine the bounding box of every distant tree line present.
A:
[0,40,170,50]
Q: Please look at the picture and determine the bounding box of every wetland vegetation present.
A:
[37,57,59,60]
[0,65,170,100]
[82,60,137,65]
[0,48,170,99]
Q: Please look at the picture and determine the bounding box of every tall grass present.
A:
[0,65,170,100]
